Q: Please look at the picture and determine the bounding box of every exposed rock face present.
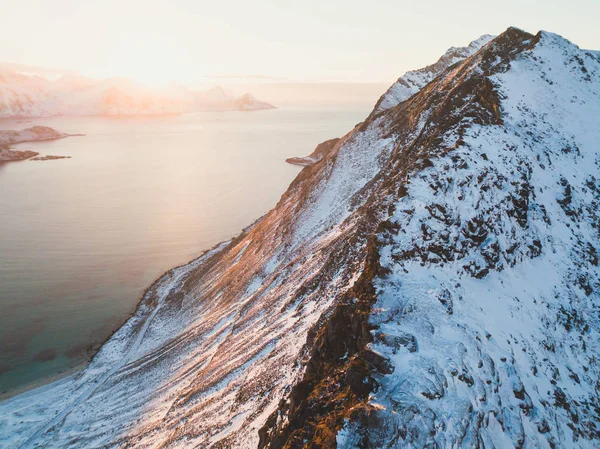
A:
[286,138,340,166]
[1,27,599,449]
[262,27,600,449]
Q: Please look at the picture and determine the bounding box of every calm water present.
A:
[0,107,368,395]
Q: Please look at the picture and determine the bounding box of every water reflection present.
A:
[0,107,368,395]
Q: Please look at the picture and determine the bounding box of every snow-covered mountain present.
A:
[1,27,599,449]
[0,70,275,117]
[375,34,494,112]
[287,34,494,167]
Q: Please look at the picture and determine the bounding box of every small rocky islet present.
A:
[0,125,80,162]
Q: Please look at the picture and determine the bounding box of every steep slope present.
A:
[0,70,55,117]
[0,27,598,449]
[260,28,600,448]
[286,34,494,168]
[374,34,494,112]
[365,30,600,449]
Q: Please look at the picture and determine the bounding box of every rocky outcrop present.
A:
[0,125,73,146]
[0,126,78,161]
[29,155,71,161]
[0,146,38,161]
[285,138,340,166]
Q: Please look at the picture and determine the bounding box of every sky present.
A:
[1,0,599,87]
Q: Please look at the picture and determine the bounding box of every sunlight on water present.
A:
[0,107,367,395]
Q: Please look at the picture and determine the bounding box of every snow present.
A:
[2,28,599,449]
[376,34,494,111]
[291,122,395,247]
[0,244,227,448]
[0,167,358,448]
[356,30,600,448]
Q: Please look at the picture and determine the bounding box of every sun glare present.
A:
[97,32,193,87]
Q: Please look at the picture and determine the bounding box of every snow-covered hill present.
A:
[0,27,598,449]
[0,71,275,117]
[375,34,494,112]
[333,29,600,449]
[286,35,493,167]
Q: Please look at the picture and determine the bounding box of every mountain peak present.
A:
[261,28,600,447]
[234,92,276,110]
[374,33,495,112]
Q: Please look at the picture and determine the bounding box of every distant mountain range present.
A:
[0,69,275,117]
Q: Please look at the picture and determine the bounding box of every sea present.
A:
[0,106,369,396]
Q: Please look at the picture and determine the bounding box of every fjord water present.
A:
[0,108,367,396]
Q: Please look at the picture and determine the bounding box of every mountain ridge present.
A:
[261,27,600,449]
[373,33,495,113]
[0,69,275,117]
[1,27,598,449]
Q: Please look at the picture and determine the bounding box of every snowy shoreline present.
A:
[0,241,229,403]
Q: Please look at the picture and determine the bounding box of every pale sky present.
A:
[1,0,599,87]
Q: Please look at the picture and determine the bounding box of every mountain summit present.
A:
[1,27,599,449]
[374,34,495,112]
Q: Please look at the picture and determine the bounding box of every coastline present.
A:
[0,361,87,402]
[4,132,85,146]
[0,114,293,405]
[0,131,84,162]
[0,235,243,404]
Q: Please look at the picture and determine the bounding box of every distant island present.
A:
[0,126,79,161]
[29,155,72,161]
[0,67,275,117]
